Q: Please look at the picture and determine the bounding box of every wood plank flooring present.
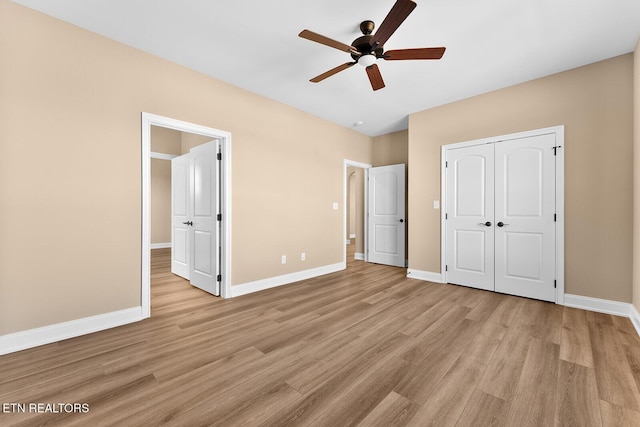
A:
[2,246,640,426]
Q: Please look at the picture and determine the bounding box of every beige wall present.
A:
[372,130,408,167]
[181,132,213,155]
[151,126,182,155]
[150,126,181,244]
[0,1,371,335]
[409,54,634,303]
[634,40,640,312]
[151,159,172,244]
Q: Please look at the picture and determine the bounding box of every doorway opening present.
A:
[344,161,369,266]
[142,113,232,319]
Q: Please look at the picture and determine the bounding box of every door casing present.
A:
[142,113,232,318]
[440,125,565,304]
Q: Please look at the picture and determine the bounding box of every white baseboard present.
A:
[630,305,640,338]
[355,253,365,261]
[0,307,143,356]
[407,269,444,283]
[564,294,632,317]
[151,242,171,249]
[231,262,345,297]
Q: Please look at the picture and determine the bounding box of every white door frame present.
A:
[441,125,565,304]
[344,160,372,265]
[142,112,232,318]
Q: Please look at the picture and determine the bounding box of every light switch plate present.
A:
[332,202,339,210]
[433,200,440,209]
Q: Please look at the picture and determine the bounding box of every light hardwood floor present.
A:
[2,246,640,426]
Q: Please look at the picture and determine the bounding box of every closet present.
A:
[444,129,561,302]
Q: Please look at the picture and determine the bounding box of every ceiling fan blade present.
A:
[366,64,385,91]
[310,62,356,83]
[384,47,446,60]
[299,30,357,54]
[370,0,417,49]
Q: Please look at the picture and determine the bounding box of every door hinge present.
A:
[445,161,448,168]
[554,213,557,222]
[552,146,562,156]
[217,274,222,282]
[217,153,222,161]
[445,213,448,220]
[217,214,222,221]
[445,265,448,272]
[554,279,557,289]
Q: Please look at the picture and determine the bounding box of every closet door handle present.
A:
[497,222,509,227]
[479,221,492,227]
[182,221,193,226]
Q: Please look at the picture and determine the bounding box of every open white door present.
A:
[170,141,220,296]
[445,144,495,291]
[367,164,406,267]
[189,143,220,295]
[171,154,190,279]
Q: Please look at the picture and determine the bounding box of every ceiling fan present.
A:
[298,0,446,91]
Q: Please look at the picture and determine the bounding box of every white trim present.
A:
[441,125,565,303]
[564,294,631,317]
[349,233,357,239]
[346,239,352,245]
[150,242,171,249]
[142,112,232,312]
[355,252,365,261]
[0,307,142,356]
[150,151,178,160]
[630,305,640,337]
[407,269,445,283]
[231,262,345,297]
[344,160,372,265]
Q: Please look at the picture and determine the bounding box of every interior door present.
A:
[367,164,406,267]
[494,134,556,302]
[171,153,190,279]
[188,142,220,295]
[170,142,220,296]
[445,144,495,291]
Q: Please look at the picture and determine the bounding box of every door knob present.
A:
[497,221,509,227]
[182,221,193,226]
[479,221,492,227]
[397,219,404,223]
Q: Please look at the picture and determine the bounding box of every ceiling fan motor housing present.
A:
[351,21,384,61]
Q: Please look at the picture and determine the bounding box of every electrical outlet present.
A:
[301,252,306,261]
[281,255,286,264]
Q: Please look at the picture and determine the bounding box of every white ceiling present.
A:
[11,0,640,136]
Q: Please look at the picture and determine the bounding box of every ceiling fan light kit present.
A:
[298,0,446,91]
[358,54,377,67]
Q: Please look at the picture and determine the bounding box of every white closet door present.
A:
[445,144,495,291]
[494,134,556,302]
